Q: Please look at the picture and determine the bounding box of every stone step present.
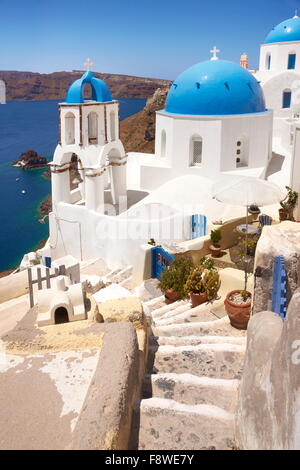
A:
[134,397,236,450]
[143,373,239,412]
[135,279,163,303]
[119,276,133,290]
[154,304,218,326]
[151,300,189,319]
[152,316,246,338]
[142,296,166,317]
[150,343,246,379]
[103,268,122,283]
[109,266,133,283]
[153,302,193,322]
[149,334,246,347]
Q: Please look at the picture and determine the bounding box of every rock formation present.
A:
[252,222,300,314]
[12,149,48,169]
[236,289,300,449]
[120,87,169,153]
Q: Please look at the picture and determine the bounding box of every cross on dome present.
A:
[210,46,220,61]
[84,58,94,71]
[294,10,299,18]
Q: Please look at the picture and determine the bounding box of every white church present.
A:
[40,14,300,271]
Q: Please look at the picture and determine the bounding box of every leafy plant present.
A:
[158,257,193,300]
[280,186,299,221]
[210,229,222,246]
[148,238,161,247]
[184,259,220,301]
[236,231,259,257]
[199,256,216,271]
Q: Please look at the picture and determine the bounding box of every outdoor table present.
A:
[236,224,260,235]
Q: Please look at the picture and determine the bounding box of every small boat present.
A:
[16,177,20,182]
[21,190,26,194]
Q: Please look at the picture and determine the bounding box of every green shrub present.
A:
[158,257,193,299]
[184,259,220,301]
[210,229,222,246]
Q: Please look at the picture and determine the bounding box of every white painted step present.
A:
[135,397,236,450]
[143,373,239,412]
[109,266,133,283]
[152,316,246,338]
[142,296,166,317]
[154,305,217,326]
[150,334,247,347]
[151,300,189,319]
[151,343,246,379]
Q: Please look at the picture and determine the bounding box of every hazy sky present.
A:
[0,0,299,79]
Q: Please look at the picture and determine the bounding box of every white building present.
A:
[252,14,300,217]
[128,56,273,191]
[45,54,276,269]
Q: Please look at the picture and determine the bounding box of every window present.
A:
[161,130,166,157]
[266,54,271,70]
[88,112,98,144]
[191,136,203,166]
[283,90,292,109]
[65,112,75,145]
[236,137,249,167]
[110,111,116,141]
[288,53,296,70]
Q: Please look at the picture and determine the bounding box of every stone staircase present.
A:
[130,279,247,450]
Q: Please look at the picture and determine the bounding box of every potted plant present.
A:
[184,257,220,308]
[279,186,299,221]
[224,241,252,329]
[248,204,261,220]
[210,229,222,258]
[158,257,193,304]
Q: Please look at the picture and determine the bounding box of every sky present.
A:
[0,0,300,80]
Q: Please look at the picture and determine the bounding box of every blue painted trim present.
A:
[191,214,207,239]
[151,246,174,280]
[271,256,287,319]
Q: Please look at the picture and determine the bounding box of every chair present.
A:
[259,214,273,228]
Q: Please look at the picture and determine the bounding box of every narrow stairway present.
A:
[131,279,247,450]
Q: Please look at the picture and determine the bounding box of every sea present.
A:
[0,97,146,272]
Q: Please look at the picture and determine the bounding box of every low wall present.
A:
[175,215,255,265]
[70,322,140,450]
[0,270,29,303]
[236,289,300,450]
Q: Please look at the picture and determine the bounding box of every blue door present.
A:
[45,257,52,268]
[151,247,174,279]
[283,91,292,109]
[191,214,207,239]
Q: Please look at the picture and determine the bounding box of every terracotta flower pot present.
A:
[224,290,252,330]
[279,208,287,222]
[164,289,180,305]
[210,244,221,258]
[190,292,207,308]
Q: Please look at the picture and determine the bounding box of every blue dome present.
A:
[264,16,300,44]
[165,60,266,116]
[66,71,112,104]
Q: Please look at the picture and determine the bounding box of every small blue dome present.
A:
[66,71,112,104]
[165,60,266,116]
[264,16,300,44]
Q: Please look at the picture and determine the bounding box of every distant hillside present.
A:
[0,70,171,101]
[120,87,168,154]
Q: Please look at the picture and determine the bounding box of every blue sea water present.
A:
[0,97,146,272]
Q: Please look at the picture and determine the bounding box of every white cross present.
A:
[210,46,220,61]
[84,58,94,71]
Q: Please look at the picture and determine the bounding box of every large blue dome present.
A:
[264,16,300,44]
[165,60,266,116]
[66,71,112,104]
